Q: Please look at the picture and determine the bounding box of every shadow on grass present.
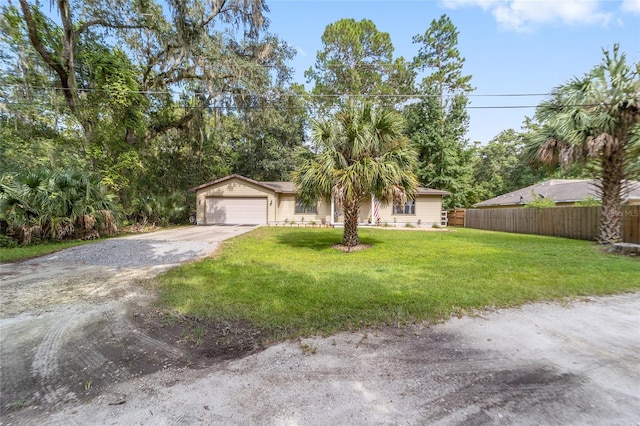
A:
[275,229,383,251]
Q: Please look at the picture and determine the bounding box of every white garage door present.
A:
[205,197,267,225]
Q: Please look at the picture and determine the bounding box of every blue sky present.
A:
[266,0,640,144]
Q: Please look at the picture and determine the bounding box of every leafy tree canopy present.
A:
[412,14,473,104]
[1,0,305,208]
[405,14,474,209]
[305,18,414,111]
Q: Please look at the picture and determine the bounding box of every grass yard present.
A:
[0,239,92,263]
[158,227,640,339]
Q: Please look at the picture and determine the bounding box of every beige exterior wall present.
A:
[195,177,276,224]
[276,194,332,224]
[194,177,446,227]
[272,195,443,226]
[375,196,443,227]
[360,201,373,223]
[330,199,374,224]
[274,195,444,226]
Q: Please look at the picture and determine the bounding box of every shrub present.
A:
[0,234,18,248]
[0,169,119,245]
[576,196,602,207]
[128,192,190,226]
[524,193,556,209]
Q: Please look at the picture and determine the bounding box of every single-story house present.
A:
[474,179,640,208]
[189,174,450,226]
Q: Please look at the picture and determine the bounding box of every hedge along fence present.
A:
[465,206,640,244]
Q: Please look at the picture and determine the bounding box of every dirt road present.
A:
[1,226,639,425]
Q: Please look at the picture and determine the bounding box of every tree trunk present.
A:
[598,148,624,244]
[342,199,360,247]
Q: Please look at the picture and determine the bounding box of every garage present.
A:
[205,197,267,225]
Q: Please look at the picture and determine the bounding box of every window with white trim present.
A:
[393,200,415,215]
[295,199,318,214]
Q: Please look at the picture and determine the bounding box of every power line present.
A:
[2,100,596,111]
[0,83,551,98]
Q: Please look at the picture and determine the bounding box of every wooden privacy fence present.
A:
[447,209,466,227]
[465,206,640,244]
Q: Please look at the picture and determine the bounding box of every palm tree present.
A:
[0,168,118,244]
[293,102,419,247]
[525,45,640,244]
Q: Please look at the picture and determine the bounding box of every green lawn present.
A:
[0,240,92,263]
[157,227,639,339]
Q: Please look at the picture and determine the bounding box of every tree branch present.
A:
[76,20,148,34]
[57,0,77,92]
[18,0,75,111]
[200,0,227,28]
[146,111,196,142]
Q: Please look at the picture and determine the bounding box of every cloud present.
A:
[621,0,640,13]
[442,0,612,31]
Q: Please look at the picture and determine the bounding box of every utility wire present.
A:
[1,100,595,110]
[0,83,551,98]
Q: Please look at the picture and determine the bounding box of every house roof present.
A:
[474,179,640,207]
[188,174,279,193]
[190,174,450,196]
[261,181,450,196]
[261,181,296,193]
[416,187,451,196]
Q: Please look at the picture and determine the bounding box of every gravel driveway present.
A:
[0,225,258,420]
[20,225,258,268]
[1,226,639,425]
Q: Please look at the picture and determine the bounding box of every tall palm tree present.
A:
[293,102,419,247]
[525,44,640,244]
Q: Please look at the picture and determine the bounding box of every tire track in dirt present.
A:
[31,311,78,381]
[29,310,84,409]
[101,310,184,359]
[418,365,582,424]
[1,226,260,419]
[73,345,108,372]
[0,263,185,414]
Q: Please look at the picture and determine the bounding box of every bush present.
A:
[0,234,18,248]
[0,169,118,245]
[524,193,556,209]
[576,196,602,207]
[128,192,191,226]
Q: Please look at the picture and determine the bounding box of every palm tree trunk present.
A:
[342,200,360,247]
[598,150,624,244]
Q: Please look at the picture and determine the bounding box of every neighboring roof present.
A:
[474,179,640,207]
[190,174,451,196]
